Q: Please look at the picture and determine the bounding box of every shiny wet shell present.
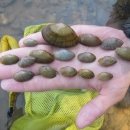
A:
[100,37,123,50]
[79,34,102,46]
[39,66,57,78]
[29,50,54,63]
[97,72,113,81]
[115,47,130,61]
[41,23,80,48]
[78,69,94,79]
[98,56,117,66]
[13,70,34,82]
[78,52,96,63]
[23,38,38,47]
[54,49,75,61]
[0,54,19,65]
[60,66,77,77]
[18,56,36,68]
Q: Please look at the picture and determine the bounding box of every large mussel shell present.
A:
[29,50,54,63]
[78,52,96,63]
[54,49,75,61]
[23,38,38,47]
[115,47,130,61]
[39,66,57,78]
[79,34,102,46]
[98,56,117,66]
[41,23,80,48]
[0,54,19,65]
[18,56,36,68]
[13,70,34,82]
[60,66,77,77]
[100,37,123,50]
[78,69,94,79]
[97,72,113,81]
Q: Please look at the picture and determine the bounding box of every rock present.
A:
[0,0,15,7]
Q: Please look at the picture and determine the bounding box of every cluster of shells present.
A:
[0,23,130,82]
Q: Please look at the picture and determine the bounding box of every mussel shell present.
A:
[39,66,57,78]
[23,38,38,47]
[115,47,130,61]
[18,56,36,68]
[78,52,96,63]
[100,37,123,50]
[97,72,113,81]
[54,49,75,61]
[29,50,54,63]
[98,56,117,66]
[13,70,34,82]
[41,23,80,48]
[78,69,94,79]
[0,54,19,65]
[60,66,77,77]
[79,34,102,46]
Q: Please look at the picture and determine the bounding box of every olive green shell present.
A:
[60,66,77,77]
[23,38,38,47]
[13,70,34,82]
[100,37,123,50]
[98,56,117,66]
[97,72,113,81]
[39,66,57,78]
[79,34,102,46]
[115,47,130,61]
[41,23,80,48]
[78,52,96,63]
[18,56,36,68]
[78,69,94,79]
[0,54,19,65]
[29,50,54,63]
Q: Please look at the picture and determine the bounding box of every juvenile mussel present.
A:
[23,38,38,47]
[100,37,123,50]
[97,72,113,81]
[60,66,77,77]
[39,66,57,78]
[13,70,34,82]
[41,23,80,48]
[0,54,19,65]
[29,50,54,63]
[79,34,102,47]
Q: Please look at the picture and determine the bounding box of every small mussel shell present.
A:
[60,66,77,77]
[0,54,19,65]
[41,23,80,48]
[98,56,117,66]
[39,66,57,78]
[78,69,94,79]
[29,50,54,63]
[115,47,130,61]
[54,49,75,61]
[79,34,102,46]
[78,52,96,63]
[97,72,113,81]
[100,37,123,50]
[13,70,34,82]
[23,38,38,47]
[18,56,36,68]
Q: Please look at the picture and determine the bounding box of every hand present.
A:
[0,25,130,128]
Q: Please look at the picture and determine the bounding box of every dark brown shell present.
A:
[18,56,36,68]
[39,66,57,78]
[78,69,94,79]
[29,50,54,63]
[100,37,123,50]
[79,34,102,46]
[13,70,34,82]
[23,38,38,47]
[98,56,117,66]
[97,72,113,81]
[115,47,130,61]
[41,23,80,48]
[78,52,96,63]
[0,54,19,65]
[60,66,77,77]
